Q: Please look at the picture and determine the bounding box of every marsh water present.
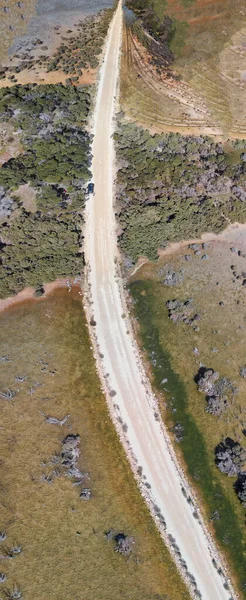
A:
[9,0,115,55]
[0,288,189,600]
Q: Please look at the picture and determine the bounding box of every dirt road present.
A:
[84,2,235,598]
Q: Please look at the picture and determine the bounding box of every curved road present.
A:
[84,2,235,599]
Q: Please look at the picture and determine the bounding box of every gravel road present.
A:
[84,3,236,598]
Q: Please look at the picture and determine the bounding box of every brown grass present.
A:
[121,0,246,136]
[0,287,190,600]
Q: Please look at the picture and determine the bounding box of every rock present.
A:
[184,254,191,261]
[166,298,198,326]
[230,247,238,253]
[240,366,246,378]
[194,250,201,256]
[114,532,134,555]
[219,301,224,307]
[196,369,219,394]
[173,422,184,443]
[195,368,237,416]
[210,510,220,521]
[201,254,209,260]
[192,313,200,322]
[189,244,199,251]
[193,347,199,355]
[163,269,183,286]
[34,285,45,297]
[80,488,92,500]
[105,529,115,541]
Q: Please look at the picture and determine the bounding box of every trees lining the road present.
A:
[0,84,91,298]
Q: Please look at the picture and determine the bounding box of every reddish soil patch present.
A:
[187,12,229,25]
[0,279,81,314]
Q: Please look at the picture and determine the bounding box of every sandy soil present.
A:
[83,2,236,598]
[157,222,246,260]
[0,278,78,314]
[0,67,96,88]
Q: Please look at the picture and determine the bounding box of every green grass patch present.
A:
[169,19,189,57]
[181,0,196,7]
[130,279,246,595]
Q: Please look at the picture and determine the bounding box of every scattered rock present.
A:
[80,488,92,501]
[193,347,199,355]
[163,268,183,286]
[189,244,199,251]
[34,285,45,297]
[173,422,184,443]
[166,299,200,328]
[239,366,246,378]
[114,532,134,556]
[195,368,237,415]
[105,529,115,541]
[41,410,70,426]
[210,510,220,521]
[105,530,135,555]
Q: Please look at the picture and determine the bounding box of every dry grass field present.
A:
[0,0,38,63]
[0,288,190,600]
[121,0,246,136]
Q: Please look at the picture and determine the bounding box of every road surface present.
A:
[84,2,235,598]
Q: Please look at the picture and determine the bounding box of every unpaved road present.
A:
[84,2,235,598]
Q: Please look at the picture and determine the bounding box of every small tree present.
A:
[215,438,246,476]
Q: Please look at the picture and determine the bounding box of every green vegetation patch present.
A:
[130,279,246,594]
[169,18,189,57]
[115,122,246,263]
[0,84,91,298]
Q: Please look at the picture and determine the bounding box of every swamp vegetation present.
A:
[129,258,246,596]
